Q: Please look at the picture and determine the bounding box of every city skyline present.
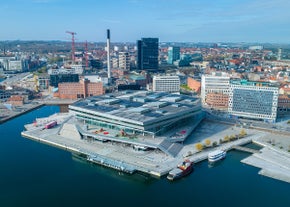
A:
[0,0,290,43]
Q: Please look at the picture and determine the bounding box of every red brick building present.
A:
[278,95,290,112]
[112,69,129,78]
[55,79,104,99]
[7,95,24,106]
[187,77,201,94]
[205,93,229,110]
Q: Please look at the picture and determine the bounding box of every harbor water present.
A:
[0,105,290,207]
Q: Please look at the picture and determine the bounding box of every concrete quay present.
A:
[21,113,268,178]
[0,98,76,124]
[241,137,290,184]
[0,103,44,124]
[184,134,263,164]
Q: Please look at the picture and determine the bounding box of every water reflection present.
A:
[71,153,158,184]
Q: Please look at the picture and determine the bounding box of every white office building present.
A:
[228,80,279,122]
[8,60,22,72]
[118,52,130,70]
[201,72,230,105]
[152,75,180,93]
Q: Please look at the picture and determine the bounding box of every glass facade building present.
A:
[228,80,278,122]
[167,47,180,64]
[137,38,159,71]
[50,74,79,87]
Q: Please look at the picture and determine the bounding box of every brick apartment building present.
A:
[7,95,24,106]
[205,93,229,109]
[55,79,104,99]
[278,95,290,112]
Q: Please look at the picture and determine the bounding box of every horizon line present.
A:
[0,40,289,45]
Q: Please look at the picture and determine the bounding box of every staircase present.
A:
[158,139,183,157]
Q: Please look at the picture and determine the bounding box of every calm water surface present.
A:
[0,105,289,207]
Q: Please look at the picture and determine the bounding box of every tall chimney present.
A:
[107,29,111,79]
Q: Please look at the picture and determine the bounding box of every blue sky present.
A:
[0,0,290,43]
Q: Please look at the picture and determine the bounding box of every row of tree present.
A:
[195,129,247,152]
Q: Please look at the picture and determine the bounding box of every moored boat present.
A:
[208,150,226,163]
[167,160,193,181]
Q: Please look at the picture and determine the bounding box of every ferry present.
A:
[167,160,194,181]
[208,150,226,163]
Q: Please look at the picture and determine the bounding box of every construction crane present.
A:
[66,31,77,63]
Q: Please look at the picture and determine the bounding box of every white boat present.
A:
[208,150,226,163]
[133,145,148,151]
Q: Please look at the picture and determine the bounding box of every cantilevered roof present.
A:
[70,91,200,124]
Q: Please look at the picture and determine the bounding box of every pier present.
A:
[231,145,260,154]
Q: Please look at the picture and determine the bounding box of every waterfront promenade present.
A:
[242,134,290,183]
[21,113,269,177]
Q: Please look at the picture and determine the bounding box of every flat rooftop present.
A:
[69,91,200,124]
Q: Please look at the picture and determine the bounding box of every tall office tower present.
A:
[152,75,180,93]
[201,72,230,109]
[106,29,111,79]
[118,52,130,70]
[167,46,180,64]
[228,80,278,123]
[137,38,159,70]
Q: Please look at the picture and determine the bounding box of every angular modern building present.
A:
[228,80,279,122]
[167,46,180,64]
[137,38,159,71]
[152,75,180,93]
[69,91,202,137]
